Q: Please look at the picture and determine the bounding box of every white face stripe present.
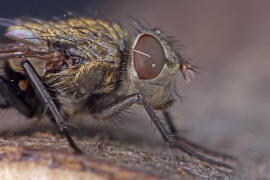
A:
[133,49,151,58]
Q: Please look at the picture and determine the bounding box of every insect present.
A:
[0,16,234,169]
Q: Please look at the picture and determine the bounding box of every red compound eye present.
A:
[133,34,166,80]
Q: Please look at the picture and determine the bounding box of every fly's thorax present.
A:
[125,30,181,109]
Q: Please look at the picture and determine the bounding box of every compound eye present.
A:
[133,34,166,80]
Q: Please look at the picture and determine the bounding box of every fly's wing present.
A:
[0,40,51,77]
[0,18,56,76]
[0,17,126,61]
[0,17,125,70]
[0,18,96,77]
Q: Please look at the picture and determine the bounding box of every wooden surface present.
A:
[0,127,239,180]
[1,1,270,179]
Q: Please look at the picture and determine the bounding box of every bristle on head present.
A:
[180,62,196,83]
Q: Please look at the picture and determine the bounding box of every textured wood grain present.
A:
[0,146,166,180]
[0,130,238,180]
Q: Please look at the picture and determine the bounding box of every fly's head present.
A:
[127,28,195,109]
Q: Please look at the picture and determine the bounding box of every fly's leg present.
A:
[21,59,82,154]
[163,110,236,161]
[92,93,233,170]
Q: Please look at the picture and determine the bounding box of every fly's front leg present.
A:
[92,94,139,119]
[21,60,82,153]
[92,93,233,170]
[141,97,234,170]
[163,110,236,161]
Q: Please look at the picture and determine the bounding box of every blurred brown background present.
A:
[104,1,270,177]
[0,0,270,178]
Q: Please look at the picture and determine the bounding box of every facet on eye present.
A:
[133,34,166,80]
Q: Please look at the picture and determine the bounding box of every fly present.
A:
[0,16,234,170]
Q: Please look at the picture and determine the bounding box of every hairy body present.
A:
[0,17,184,118]
[0,18,128,116]
[0,17,233,169]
